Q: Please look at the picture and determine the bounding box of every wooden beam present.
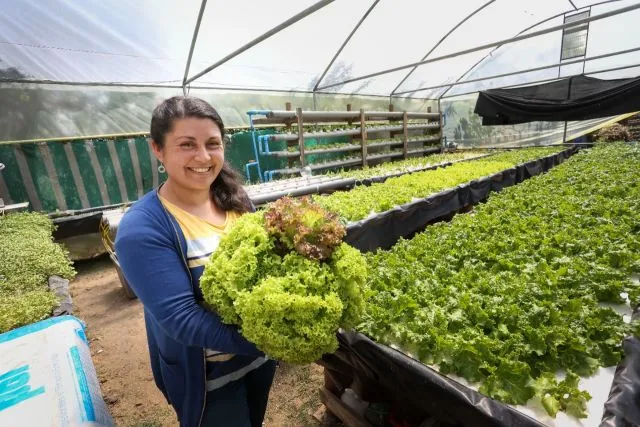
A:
[319,387,373,427]
[402,112,409,158]
[360,109,367,167]
[297,107,306,167]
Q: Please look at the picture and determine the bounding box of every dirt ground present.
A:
[70,255,335,427]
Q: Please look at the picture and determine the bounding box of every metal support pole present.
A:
[183,0,208,92]
[313,0,380,91]
[186,0,334,85]
[582,7,593,75]
[563,76,573,144]
[247,113,263,182]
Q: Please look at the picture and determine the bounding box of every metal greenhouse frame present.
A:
[174,0,640,103]
[4,0,639,104]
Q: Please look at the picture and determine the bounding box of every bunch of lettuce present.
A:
[201,197,367,363]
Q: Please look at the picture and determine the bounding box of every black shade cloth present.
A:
[474,75,640,125]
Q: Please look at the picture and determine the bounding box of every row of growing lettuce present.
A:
[0,213,76,333]
[329,150,488,180]
[360,143,640,418]
[314,147,562,222]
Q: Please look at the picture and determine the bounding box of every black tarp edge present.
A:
[320,331,544,427]
[600,306,640,427]
[323,322,640,427]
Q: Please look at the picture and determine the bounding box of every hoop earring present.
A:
[158,163,166,173]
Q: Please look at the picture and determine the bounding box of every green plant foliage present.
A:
[314,147,561,221]
[361,144,640,418]
[0,290,58,333]
[200,203,367,364]
[329,151,490,180]
[0,212,75,333]
[534,370,591,418]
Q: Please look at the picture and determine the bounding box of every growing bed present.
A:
[321,143,640,427]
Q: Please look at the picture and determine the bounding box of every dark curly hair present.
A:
[150,96,251,213]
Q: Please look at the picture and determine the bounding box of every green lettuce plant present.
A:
[201,198,367,363]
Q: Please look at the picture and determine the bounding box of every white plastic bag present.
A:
[0,315,114,426]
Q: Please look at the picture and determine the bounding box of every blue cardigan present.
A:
[115,190,264,427]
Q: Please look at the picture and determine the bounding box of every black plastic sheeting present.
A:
[474,75,640,126]
[52,211,103,240]
[322,326,640,427]
[344,148,577,253]
[601,306,640,427]
[320,332,544,427]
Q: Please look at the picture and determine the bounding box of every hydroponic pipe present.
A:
[264,110,440,121]
[368,141,404,149]
[247,175,340,194]
[299,145,361,155]
[267,150,302,158]
[250,177,357,205]
[270,128,362,142]
[310,158,363,170]
[367,152,405,161]
[367,123,441,135]
[268,123,441,142]
[267,157,363,177]
[408,147,442,155]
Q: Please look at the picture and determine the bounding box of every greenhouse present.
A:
[0,1,639,426]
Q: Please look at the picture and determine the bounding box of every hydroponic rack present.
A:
[245,108,443,182]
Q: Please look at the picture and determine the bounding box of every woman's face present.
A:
[152,117,225,192]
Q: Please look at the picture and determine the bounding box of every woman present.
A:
[115,96,276,427]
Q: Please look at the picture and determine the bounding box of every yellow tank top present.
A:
[159,196,240,269]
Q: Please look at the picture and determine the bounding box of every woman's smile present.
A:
[187,166,213,173]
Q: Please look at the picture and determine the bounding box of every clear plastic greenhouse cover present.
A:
[1,0,639,141]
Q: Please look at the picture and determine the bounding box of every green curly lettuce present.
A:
[201,207,367,364]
